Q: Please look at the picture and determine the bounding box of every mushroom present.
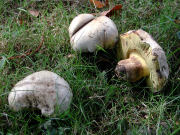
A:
[69,14,118,52]
[115,29,169,92]
[8,70,73,116]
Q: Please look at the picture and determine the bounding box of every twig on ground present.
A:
[0,34,44,60]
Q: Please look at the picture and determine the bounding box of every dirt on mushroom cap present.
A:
[69,14,119,52]
[8,70,73,116]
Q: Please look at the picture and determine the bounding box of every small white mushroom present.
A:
[8,70,72,116]
[115,29,169,92]
[69,14,119,52]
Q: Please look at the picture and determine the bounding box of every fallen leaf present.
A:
[90,0,108,8]
[19,19,23,25]
[166,16,180,24]
[176,121,179,126]
[174,19,180,24]
[28,9,39,17]
[105,0,109,6]
[100,4,122,17]
[66,54,75,59]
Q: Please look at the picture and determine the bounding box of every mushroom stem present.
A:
[115,52,150,82]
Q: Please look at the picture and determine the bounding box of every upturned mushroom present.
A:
[69,14,118,52]
[115,29,169,92]
[8,70,72,116]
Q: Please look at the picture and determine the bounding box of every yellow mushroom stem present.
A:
[115,52,150,82]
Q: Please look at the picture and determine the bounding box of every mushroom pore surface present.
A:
[116,29,169,92]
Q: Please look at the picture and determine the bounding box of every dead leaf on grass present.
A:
[92,4,122,17]
[176,121,179,126]
[90,0,109,8]
[17,17,25,25]
[28,9,39,17]
[174,19,180,24]
[65,54,75,59]
[100,4,122,17]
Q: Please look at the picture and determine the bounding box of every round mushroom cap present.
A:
[69,14,119,52]
[69,14,95,38]
[8,70,73,116]
[117,29,169,92]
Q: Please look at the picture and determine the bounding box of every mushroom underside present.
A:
[116,29,169,92]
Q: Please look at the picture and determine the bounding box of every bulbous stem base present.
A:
[115,52,150,82]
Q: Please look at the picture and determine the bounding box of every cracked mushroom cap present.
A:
[69,14,118,52]
[8,70,72,116]
[117,29,169,92]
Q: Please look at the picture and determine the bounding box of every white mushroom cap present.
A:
[116,29,169,92]
[69,14,95,38]
[8,70,72,116]
[69,14,119,52]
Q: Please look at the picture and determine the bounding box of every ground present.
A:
[0,0,179,135]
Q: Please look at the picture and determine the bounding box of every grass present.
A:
[0,0,180,134]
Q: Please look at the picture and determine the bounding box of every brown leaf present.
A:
[28,9,39,17]
[105,0,109,6]
[18,19,23,25]
[174,19,180,24]
[100,4,122,17]
[90,0,108,8]
[65,54,75,59]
